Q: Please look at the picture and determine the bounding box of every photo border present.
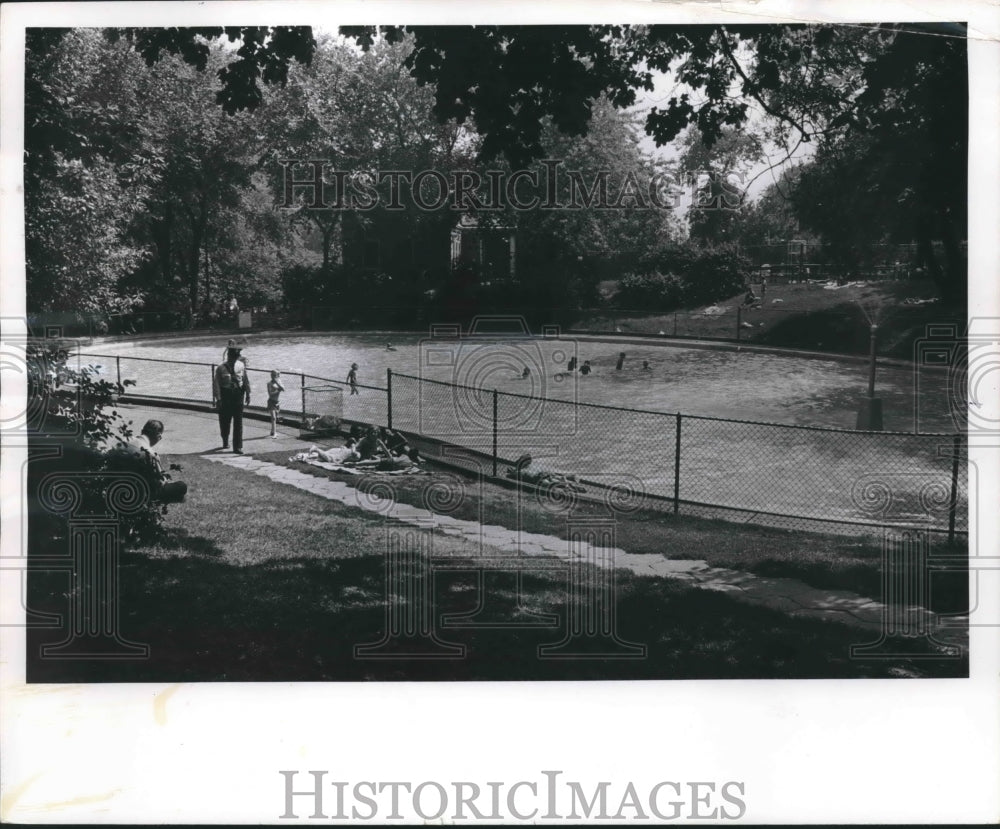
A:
[2,1,998,823]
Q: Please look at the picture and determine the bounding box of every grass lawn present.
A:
[572,279,964,359]
[254,449,968,614]
[27,452,966,682]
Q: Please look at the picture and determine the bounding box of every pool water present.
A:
[89,332,959,433]
[80,333,966,531]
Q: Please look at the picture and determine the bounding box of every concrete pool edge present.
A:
[84,327,946,372]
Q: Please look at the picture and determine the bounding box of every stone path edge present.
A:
[201,452,968,652]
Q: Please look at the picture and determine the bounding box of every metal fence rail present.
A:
[73,351,967,540]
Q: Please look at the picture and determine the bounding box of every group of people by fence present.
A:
[299,426,422,472]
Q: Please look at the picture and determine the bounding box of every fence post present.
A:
[492,389,499,478]
[948,433,962,543]
[210,365,215,404]
[386,368,393,430]
[115,355,121,389]
[300,373,306,419]
[673,413,682,514]
[736,306,742,341]
[673,313,677,337]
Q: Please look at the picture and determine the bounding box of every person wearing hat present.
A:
[222,338,249,367]
[212,344,251,453]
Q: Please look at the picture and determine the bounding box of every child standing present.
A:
[267,370,284,438]
[347,363,359,396]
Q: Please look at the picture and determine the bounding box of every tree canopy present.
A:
[342,23,967,299]
[23,23,968,321]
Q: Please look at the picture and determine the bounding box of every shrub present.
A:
[615,271,685,311]
[26,341,174,545]
[629,241,751,308]
[682,246,751,306]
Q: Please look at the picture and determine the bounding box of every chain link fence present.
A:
[386,371,966,539]
[73,351,967,540]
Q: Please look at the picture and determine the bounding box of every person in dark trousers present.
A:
[213,344,251,453]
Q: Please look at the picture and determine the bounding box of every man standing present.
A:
[213,344,251,453]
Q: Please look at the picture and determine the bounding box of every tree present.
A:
[341,24,967,300]
[109,26,316,113]
[678,125,764,243]
[24,29,152,313]
[128,46,267,315]
[258,34,478,305]
[507,99,683,314]
[725,166,814,266]
[24,27,316,315]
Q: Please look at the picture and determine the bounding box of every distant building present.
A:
[449,214,516,283]
[338,212,516,286]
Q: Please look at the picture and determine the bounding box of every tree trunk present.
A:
[937,207,966,305]
[187,196,208,314]
[322,224,334,272]
[153,204,173,286]
[914,213,946,298]
[316,213,340,273]
[204,243,211,307]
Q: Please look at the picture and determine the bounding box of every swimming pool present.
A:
[86,332,959,432]
[80,333,966,534]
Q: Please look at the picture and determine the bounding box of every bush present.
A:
[615,271,685,311]
[26,341,174,545]
[682,246,751,306]
[629,241,751,308]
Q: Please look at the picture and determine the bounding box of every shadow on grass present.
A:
[253,450,968,615]
[756,304,871,353]
[27,550,966,682]
[755,299,965,359]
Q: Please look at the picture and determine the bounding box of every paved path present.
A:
[117,404,966,653]
[115,403,314,455]
[202,450,967,654]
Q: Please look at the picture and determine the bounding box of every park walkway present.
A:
[120,403,968,653]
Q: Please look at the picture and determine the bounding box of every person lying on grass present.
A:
[505,453,585,492]
[305,438,360,464]
[366,446,422,472]
[300,443,422,472]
